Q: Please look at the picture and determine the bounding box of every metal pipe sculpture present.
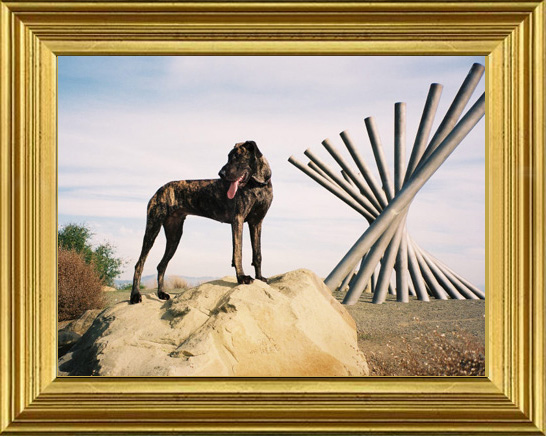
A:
[288,63,485,305]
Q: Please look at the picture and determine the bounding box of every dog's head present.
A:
[218,141,272,200]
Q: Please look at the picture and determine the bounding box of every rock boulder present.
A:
[58,309,103,357]
[59,269,368,377]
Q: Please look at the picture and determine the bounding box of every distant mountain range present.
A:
[115,274,218,288]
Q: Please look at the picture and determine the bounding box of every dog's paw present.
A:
[255,275,268,283]
[130,292,142,304]
[237,275,254,284]
[158,291,171,300]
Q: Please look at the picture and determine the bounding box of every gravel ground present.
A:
[333,290,485,376]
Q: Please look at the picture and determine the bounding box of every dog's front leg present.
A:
[249,220,267,283]
[232,217,253,284]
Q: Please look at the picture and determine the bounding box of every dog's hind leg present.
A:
[156,213,185,300]
[131,218,162,304]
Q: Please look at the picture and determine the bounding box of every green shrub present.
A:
[58,223,124,287]
[58,248,105,321]
[92,242,124,287]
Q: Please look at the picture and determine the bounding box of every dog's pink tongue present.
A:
[227,180,240,199]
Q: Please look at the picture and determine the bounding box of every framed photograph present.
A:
[0,1,544,434]
[55,56,486,379]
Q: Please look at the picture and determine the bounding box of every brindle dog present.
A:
[130,141,273,304]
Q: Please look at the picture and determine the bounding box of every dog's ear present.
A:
[248,142,271,184]
[245,140,262,158]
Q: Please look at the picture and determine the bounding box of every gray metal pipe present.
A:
[304,149,381,218]
[306,153,433,301]
[342,213,405,304]
[396,228,409,303]
[372,223,405,304]
[371,266,378,294]
[308,161,335,184]
[445,268,485,299]
[361,103,411,303]
[409,238,454,300]
[298,156,400,295]
[341,256,368,295]
[340,130,388,208]
[339,268,355,292]
[404,83,444,182]
[417,245,466,300]
[288,156,375,221]
[406,239,430,301]
[393,102,409,303]
[345,256,371,298]
[442,270,484,300]
[364,117,395,201]
[373,226,411,303]
[422,251,479,300]
[357,254,371,296]
[308,163,453,304]
[397,84,443,302]
[419,247,485,299]
[359,106,408,303]
[322,138,383,212]
[409,235,478,300]
[406,234,483,299]
[394,102,406,192]
[307,162,377,226]
[291,70,484,303]
[408,239,473,299]
[407,271,417,297]
[326,93,485,294]
[388,280,396,296]
[341,170,355,188]
[297,140,481,302]
[318,143,476,302]
[417,63,485,166]
[412,244,449,300]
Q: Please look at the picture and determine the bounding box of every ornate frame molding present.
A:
[0,1,544,433]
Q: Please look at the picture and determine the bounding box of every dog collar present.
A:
[253,178,271,186]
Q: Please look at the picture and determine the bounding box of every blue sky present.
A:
[58,56,485,289]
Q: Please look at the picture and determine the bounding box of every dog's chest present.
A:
[241,186,272,221]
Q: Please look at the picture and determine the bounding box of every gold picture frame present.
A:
[0,1,544,434]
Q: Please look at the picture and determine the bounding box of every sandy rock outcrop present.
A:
[58,309,103,356]
[58,269,368,377]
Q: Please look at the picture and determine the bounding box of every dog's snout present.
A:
[219,167,227,178]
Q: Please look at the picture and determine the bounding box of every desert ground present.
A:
[332,289,485,376]
[60,283,485,377]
